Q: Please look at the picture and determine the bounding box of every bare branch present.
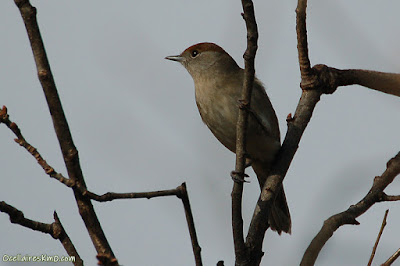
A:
[2,107,203,264]
[337,69,400,97]
[0,106,75,187]
[381,194,400,202]
[13,0,117,262]
[0,202,83,266]
[368,210,389,266]
[231,0,259,264]
[296,0,313,83]
[382,248,400,266]
[245,0,324,258]
[244,0,399,261]
[83,183,203,266]
[295,66,400,97]
[301,152,400,266]
[96,254,118,266]
[177,183,203,266]
[83,188,182,202]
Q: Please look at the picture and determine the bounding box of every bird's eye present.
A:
[191,50,199,58]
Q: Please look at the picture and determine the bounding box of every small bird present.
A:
[166,42,291,234]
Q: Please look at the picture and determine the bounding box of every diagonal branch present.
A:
[245,0,323,260]
[177,183,203,266]
[0,106,74,187]
[0,202,83,266]
[14,0,117,263]
[382,248,400,266]
[301,152,400,266]
[368,210,389,266]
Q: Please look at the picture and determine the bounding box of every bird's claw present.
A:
[230,171,250,183]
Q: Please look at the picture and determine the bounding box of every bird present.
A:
[165,42,291,234]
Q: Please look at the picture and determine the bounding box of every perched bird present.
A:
[166,42,291,234]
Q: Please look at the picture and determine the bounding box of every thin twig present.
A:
[368,210,389,266]
[83,187,182,202]
[83,183,203,266]
[382,248,400,266]
[0,202,83,266]
[381,194,400,202]
[0,106,75,187]
[177,183,203,266]
[14,0,117,263]
[301,152,400,266]
[231,0,259,264]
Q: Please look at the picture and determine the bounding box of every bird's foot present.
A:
[230,171,250,183]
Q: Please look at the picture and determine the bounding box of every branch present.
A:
[245,0,324,258]
[83,183,203,266]
[298,67,400,97]
[1,106,203,265]
[245,0,399,261]
[382,248,400,266]
[178,183,203,266]
[0,202,83,266]
[83,187,182,202]
[336,69,400,97]
[368,210,389,266]
[14,0,117,263]
[301,152,400,266]
[381,194,400,202]
[296,0,399,97]
[231,0,259,264]
[296,0,313,82]
[0,106,75,187]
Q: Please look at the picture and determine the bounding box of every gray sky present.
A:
[1,0,399,265]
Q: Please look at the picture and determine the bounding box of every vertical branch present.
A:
[232,0,259,264]
[296,0,313,82]
[14,0,117,263]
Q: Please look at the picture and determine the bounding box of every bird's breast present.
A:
[195,83,239,153]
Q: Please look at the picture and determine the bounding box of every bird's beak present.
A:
[165,55,184,62]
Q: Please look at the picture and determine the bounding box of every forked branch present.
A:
[14,0,117,263]
[301,152,400,266]
[0,202,83,266]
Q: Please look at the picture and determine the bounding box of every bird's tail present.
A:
[252,160,291,234]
